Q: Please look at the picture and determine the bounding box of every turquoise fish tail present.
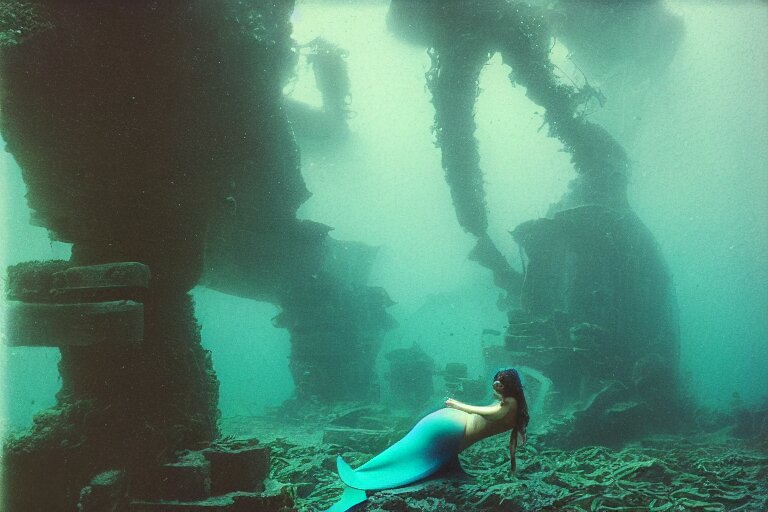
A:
[324,484,367,512]
[337,408,466,491]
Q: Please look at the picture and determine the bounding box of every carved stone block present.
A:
[155,455,211,502]
[5,300,144,346]
[202,440,270,495]
[51,262,150,302]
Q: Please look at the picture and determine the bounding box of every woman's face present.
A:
[492,380,504,396]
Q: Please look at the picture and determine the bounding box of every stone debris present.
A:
[322,427,397,455]
[203,438,271,496]
[238,407,768,512]
[128,489,294,512]
[78,469,128,512]
[125,437,291,512]
[154,453,212,502]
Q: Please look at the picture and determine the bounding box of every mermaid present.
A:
[326,368,530,511]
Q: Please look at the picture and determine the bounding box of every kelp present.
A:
[419,0,635,302]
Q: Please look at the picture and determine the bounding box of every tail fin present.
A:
[336,456,357,487]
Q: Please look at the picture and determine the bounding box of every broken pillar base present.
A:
[385,344,436,408]
[3,399,102,512]
[104,437,284,511]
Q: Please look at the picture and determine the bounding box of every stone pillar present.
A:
[507,205,680,444]
[0,2,243,509]
[274,275,397,401]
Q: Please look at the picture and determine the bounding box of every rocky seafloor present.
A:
[221,403,768,512]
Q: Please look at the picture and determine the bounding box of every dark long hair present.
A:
[493,368,529,472]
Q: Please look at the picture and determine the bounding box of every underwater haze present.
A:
[0,0,767,511]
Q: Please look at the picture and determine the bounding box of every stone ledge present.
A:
[6,261,150,303]
[4,300,144,346]
[78,469,128,512]
[50,262,150,302]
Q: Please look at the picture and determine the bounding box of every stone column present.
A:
[0,2,239,509]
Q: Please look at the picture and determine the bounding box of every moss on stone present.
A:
[0,0,50,47]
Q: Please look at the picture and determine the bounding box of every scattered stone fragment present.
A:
[257,406,768,512]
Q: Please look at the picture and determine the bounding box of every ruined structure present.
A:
[388,0,633,305]
[1,0,683,509]
[388,0,682,445]
[0,1,391,509]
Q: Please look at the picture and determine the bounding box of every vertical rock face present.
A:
[1,2,232,288]
[389,0,681,443]
[507,205,681,445]
[197,3,397,402]
[392,0,636,303]
[0,2,242,509]
[2,1,389,507]
[274,275,397,401]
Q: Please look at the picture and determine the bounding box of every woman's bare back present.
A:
[459,397,517,450]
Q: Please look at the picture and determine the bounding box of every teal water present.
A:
[3,0,764,429]
[0,2,766,510]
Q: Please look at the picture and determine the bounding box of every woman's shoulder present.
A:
[502,397,519,420]
[502,396,518,408]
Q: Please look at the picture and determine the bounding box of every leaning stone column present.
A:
[0,2,235,509]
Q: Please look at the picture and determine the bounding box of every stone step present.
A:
[153,454,211,502]
[4,300,144,346]
[202,440,270,496]
[52,261,150,289]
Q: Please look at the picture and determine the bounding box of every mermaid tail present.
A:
[325,485,367,512]
[324,408,467,511]
[338,408,466,490]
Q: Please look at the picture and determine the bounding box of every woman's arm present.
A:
[445,398,514,419]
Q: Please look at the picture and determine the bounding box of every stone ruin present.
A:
[0,1,392,509]
[388,0,683,447]
[0,1,683,510]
